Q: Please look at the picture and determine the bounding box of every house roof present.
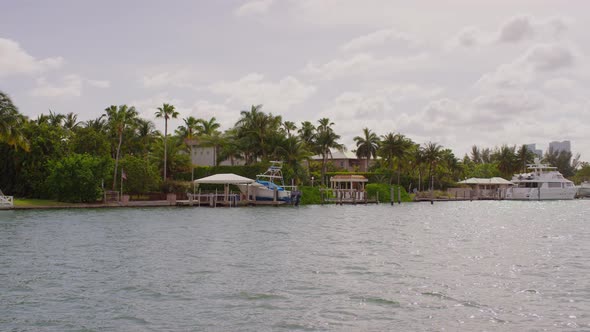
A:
[310,150,358,160]
[194,173,255,184]
[330,175,368,182]
[458,177,513,185]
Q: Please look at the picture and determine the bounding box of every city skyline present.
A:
[1,1,589,159]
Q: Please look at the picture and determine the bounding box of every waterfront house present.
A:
[451,177,513,200]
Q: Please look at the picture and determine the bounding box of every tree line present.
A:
[1,91,587,202]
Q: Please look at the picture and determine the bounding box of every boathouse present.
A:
[328,175,368,203]
[453,177,513,200]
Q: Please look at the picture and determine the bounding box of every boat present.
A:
[237,161,293,202]
[505,160,577,200]
[578,181,590,198]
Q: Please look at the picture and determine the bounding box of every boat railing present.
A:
[0,194,14,208]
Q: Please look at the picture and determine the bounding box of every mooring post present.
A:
[390,187,393,206]
[398,186,401,204]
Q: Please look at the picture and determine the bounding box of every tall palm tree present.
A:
[315,118,344,185]
[48,109,65,127]
[177,116,200,182]
[235,105,282,162]
[354,127,380,171]
[423,142,442,191]
[136,118,159,163]
[495,145,517,178]
[379,132,412,185]
[85,115,107,133]
[155,103,179,181]
[63,112,80,131]
[196,117,221,136]
[106,104,138,190]
[282,121,297,138]
[470,145,481,164]
[298,121,316,147]
[517,144,532,173]
[0,91,29,151]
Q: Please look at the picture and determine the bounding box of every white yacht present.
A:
[578,181,590,198]
[505,161,577,200]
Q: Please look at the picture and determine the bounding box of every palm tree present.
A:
[48,109,65,127]
[155,103,179,181]
[379,132,412,185]
[423,142,442,191]
[63,112,80,131]
[470,145,481,164]
[298,121,316,147]
[495,145,517,178]
[85,115,108,133]
[517,144,533,173]
[0,91,29,150]
[235,105,282,162]
[314,118,344,185]
[135,118,159,163]
[106,104,138,190]
[282,121,297,138]
[196,117,221,136]
[177,116,200,182]
[276,136,312,184]
[354,127,380,171]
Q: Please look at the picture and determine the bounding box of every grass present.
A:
[14,198,76,207]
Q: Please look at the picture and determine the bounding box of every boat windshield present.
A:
[256,180,285,191]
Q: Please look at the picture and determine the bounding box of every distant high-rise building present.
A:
[525,143,543,159]
[548,140,571,153]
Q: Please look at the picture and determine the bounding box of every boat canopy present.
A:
[458,177,513,185]
[194,173,255,184]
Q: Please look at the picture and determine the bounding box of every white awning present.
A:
[458,177,513,185]
[194,173,255,184]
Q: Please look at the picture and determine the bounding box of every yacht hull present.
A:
[506,187,577,200]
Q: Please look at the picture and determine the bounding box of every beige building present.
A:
[309,150,374,172]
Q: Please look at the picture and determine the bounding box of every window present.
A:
[548,182,561,188]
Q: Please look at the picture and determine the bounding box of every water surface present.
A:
[1,201,589,331]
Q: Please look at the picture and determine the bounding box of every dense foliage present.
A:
[1,89,587,203]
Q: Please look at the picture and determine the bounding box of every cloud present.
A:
[446,26,488,49]
[472,90,545,116]
[0,37,64,77]
[543,77,575,90]
[477,43,577,89]
[190,100,235,129]
[208,73,316,113]
[496,15,569,44]
[141,70,194,89]
[448,15,571,50]
[30,75,82,98]
[234,0,274,17]
[340,28,419,52]
[303,53,430,80]
[86,79,111,88]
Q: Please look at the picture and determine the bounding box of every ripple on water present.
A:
[1,202,589,331]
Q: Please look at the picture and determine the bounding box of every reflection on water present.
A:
[1,201,590,331]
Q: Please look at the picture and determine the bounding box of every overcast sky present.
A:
[1,0,588,160]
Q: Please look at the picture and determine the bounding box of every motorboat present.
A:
[578,181,590,198]
[238,161,293,202]
[505,160,577,200]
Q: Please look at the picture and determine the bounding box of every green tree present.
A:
[155,103,179,181]
[314,118,344,185]
[0,91,29,150]
[177,116,200,181]
[105,104,138,190]
[354,127,380,171]
[423,142,442,190]
[46,153,112,202]
[119,155,161,195]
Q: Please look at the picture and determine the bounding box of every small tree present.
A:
[46,153,112,202]
[119,155,161,195]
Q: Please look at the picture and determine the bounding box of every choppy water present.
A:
[1,201,589,331]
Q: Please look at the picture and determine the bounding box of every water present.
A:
[1,201,589,331]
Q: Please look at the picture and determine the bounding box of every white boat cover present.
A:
[194,173,255,184]
[458,177,513,185]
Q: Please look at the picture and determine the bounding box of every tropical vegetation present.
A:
[0,89,586,203]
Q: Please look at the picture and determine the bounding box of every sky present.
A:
[1,0,589,160]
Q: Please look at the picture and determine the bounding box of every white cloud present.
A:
[496,15,570,44]
[340,28,419,52]
[0,37,64,77]
[543,77,575,90]
[234,0,274,17]
[446,26,488,49]
[30,75,82,98]
[208,73,316,113]
[303,53,430,81]
[141,70,194,89]
[86,79,111,88]
[477,43,577,89]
